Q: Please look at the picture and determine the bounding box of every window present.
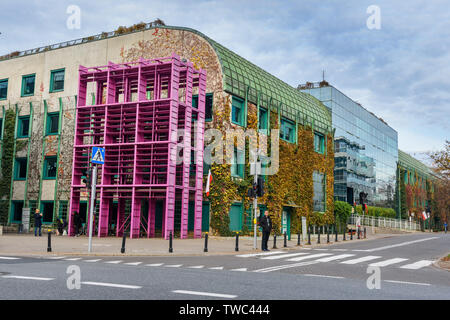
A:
[313,171,326,212]
[258,107,268,133]
[231,96,245,126]
[50,69,65,92]
[314,132,325,154]
[11,201,24,222]
[43,156,57,179]
[21,74,36,97]
[0,79,8,100]
[280,118,295,143]
[192,93,213,121]
[17,116,30,138]
[40,201,54,224]
[46,112,59,135]
[14,158,27,180]
[231,147,244,178]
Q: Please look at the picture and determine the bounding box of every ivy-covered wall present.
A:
[0,108,15,224]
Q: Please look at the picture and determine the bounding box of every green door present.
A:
[229,203,243,232]
[281,208,291,240]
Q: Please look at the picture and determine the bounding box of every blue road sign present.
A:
[91,147,105,165]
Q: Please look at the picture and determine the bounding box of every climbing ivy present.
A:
[0,109,16,224]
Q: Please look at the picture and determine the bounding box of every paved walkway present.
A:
[0,227,422,257]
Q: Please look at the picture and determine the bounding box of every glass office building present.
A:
[300,82,398,208]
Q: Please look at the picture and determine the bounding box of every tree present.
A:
[429,140,450,227]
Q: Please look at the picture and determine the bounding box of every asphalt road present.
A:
[0,232,449,300]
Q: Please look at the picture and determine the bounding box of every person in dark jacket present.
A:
[34,209,43,237]
[259,210,272,251]
[73,211,81,236]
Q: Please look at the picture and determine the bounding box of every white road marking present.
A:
[186,265,205,269]
[369,258,409,267]
[341,256,382,264]
[230,268,248,272]
[260,252,310,260]
[399,260,434,270]
[83,259,102,263]
[303,274,345,279]
[46,256,66,259]
[315,254,355,262]
[64,258,82,261]
[172,290,237,299]
[253,261,320,273]
[145,263,164,267]
[164,264,182,268]
[357,237,438,252]
[124,262,143,266]
[331,249,348,252]
[314,249,329,251]
[209,266,224,270]
[2,275,54,281]
[384,280,431,286]
[236,251,284,258]
[286,253,332,262]
[81,281,142,289]
[0,256,21,260]
[104,260,123,264]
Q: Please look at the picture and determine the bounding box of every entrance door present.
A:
[281,208,291,240]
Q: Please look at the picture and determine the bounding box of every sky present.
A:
[0,0,448,160]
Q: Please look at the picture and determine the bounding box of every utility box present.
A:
[22,208,31,233]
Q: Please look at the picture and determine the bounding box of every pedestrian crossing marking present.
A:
[209,266,224,270]
[145,263,164,267]
[340,256,381,264]
[164,264,182,268]
[64,258,82,261]
[369,258,409,267]
[0,256,21,260]
[315,254,355,262]
[84,259,102,262]
[286,253,332,262]
[187,265,205,269]
[236,251,284,258]
[124,262,143,266]
[399,260,433,270]
[260,252,310,260]
[104,260,123,264]
[230,268,248,272]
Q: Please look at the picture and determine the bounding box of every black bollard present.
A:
[357,227,360,239]
[307,225,311,245]
[350,228,353,240]
[204,232,208,253]
[47,230,52,252]
[335,224,338,242]
[343,227,346,241]
[120,231,127,253]
[364,227,367,239]
[283,232,287,248]
[273,234,277,249]
[235,232,239,252]
[317,226,320,244]
[169,231,173,253]
[327,225,330,243]
[297,231,301,246]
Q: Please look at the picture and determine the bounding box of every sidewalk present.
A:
[0,227,414,257]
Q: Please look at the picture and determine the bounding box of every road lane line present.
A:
[0,257,21,260]
[230,268,247,272]
[236,251,284,258]
[64,258,82,261]
[186,265,205,269]
[46,256,66,259]
[253,261,320,273]
[286,253,332,262]
[369,258,409,267]
[303,274,345,279]
[357,237,438,252]
[164,264,182,268]
[399,260,434,270]
[209,267,224,270]
[172,290,237,299]
[81,281,142,289]
[104,260,123,264]
[145,263,164,267]
[340,256,382,264]
[83,259,102,263]
[2,275,54,281]
[260,252,310,260]
[384,280,431,286]
[315,254,355,262]
[124,262,143,266]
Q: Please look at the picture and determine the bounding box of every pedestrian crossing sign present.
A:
[91,147,105,164]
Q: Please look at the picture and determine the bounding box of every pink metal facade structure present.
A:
[68,54,206,239]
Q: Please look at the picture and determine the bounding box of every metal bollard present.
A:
[307,225,311,245]
[47,230,52,252]
[335,224,338,242]
[357,227,360,239]
[169,231,173,253]
[350,228,353,240]
[120,231,127,253]
[297,231,301,246]
[317,226,320,244]
[327,225,330,243]
[204,232,208,253]
[364,227,367,239]
[283,232,287,248]
[273,234,277,249]
[343,227,346,241]
[235,232,239,252]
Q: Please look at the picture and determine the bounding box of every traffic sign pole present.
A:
[88,164,97,253]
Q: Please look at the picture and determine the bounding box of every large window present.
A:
[43,156,57,179]
[21,74,36,97]
[50,68,65,92]
[280,118,295,143]
[0,79,8,100]
[11,201,24,222]
[231,147,244,178]
[258,107,268,133]
[231,96,245,127]
[313,171,326,212]
[17,116,30,138]
[46,112,59,135]
[40,201,54,224]
[14,158,28,180]
[314,132,325,154]
[192,93,213,121]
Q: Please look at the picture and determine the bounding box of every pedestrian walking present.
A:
[34,209,43,237]
[444,221,448,234]
[260,210,272,251]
